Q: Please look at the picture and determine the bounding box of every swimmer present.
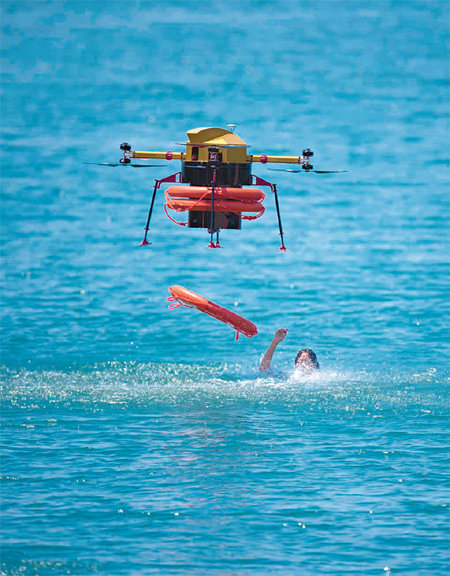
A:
[259,328,320,372]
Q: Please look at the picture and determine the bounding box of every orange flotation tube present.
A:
[166,198,264,213]
[168,285,258,340]
[164,186,265,224]
[166,186,265,202]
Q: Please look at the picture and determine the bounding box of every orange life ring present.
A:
[168,285,258,340]
[166,186,265,202]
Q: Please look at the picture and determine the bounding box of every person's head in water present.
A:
[295,348,319,371]
[259,330,320,373]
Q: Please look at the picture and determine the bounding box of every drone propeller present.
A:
[313,170,347,174]
[268,168,347,174]
[84,162,164,168]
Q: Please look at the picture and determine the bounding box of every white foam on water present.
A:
[2,362,446,412]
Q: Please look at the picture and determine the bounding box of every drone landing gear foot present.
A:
[140,228,151,245]
[279,245,287,252]
[208,230,222,248]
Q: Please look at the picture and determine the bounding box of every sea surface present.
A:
[1,1,449,574]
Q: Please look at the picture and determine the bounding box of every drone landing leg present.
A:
[215,230,222,248]
[251,174,287,252]
[140,172,182,246]
[273,184,287,251]
[141,180,159,246]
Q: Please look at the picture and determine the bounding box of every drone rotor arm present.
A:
[132,150,185,161]
[247,154,305,164]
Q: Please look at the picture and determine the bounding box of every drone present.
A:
[87,126,344,250]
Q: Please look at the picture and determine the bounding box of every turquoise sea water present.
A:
[1,1,449,574]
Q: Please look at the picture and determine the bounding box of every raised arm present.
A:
[259,328,288,372]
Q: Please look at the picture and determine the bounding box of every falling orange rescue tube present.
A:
[168,285,258,340]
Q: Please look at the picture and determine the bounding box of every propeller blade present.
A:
[268,168,346,174]
[129,163,165,168]
[312,170,347,174]
[268,168,303,173]
[84,162,164,168]
[84,162,121,167]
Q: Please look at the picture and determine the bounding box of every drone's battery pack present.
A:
[188,211,241,230]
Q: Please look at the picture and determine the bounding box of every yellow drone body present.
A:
[133,126,305,166]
